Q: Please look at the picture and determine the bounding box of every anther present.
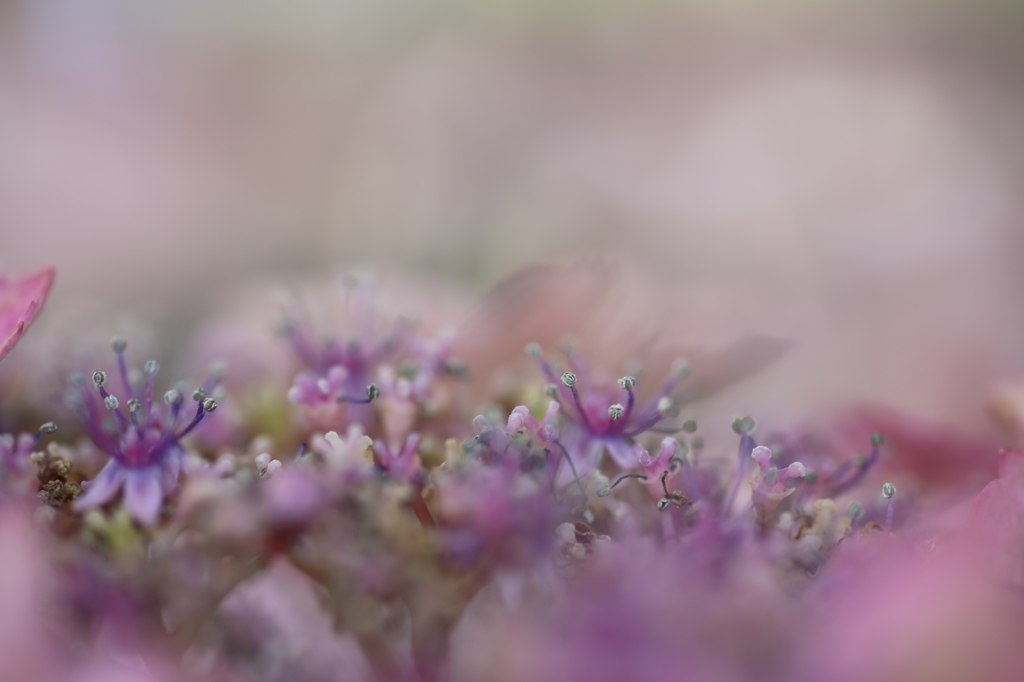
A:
[192,388,208,403]
[657,397,673,414]
[203,398,218,413]
[870,432,884,448]
[70,372,85,386]
[111,337,127,353]
[143,360,160,376]
[127,399,142,412]
[731,416,756,435]
[672,359,692,379]
[681,419,697,433]
[882,482,897,534]
[608,404,624,420]
[657,498,672,512]
[104,395,119,410]
[164,389,183,406]
[92,370,106,388]
[38,422,58,434]
[618,376,636,391]
[847,502,864,519]
[366,384,381,401]
[544,384,559,398]
[525,343,542,359]
[561,372,577,388]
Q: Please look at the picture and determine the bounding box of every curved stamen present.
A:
[338,383,381,404]
[827,434,884,497]
[597,472,649,497]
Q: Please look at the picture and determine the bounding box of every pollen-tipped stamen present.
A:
[338,383,381,404]
[596,472,649,497]
[111,336,136,401]
[882,482,896,534]
[827,433,884,497]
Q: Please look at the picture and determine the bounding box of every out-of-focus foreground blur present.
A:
[3,0,1024,433]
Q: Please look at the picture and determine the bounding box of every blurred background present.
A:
[3,0,1024,437]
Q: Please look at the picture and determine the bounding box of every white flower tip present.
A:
[324,431,343,449]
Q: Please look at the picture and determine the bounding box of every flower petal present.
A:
[72,460,127,512]
[0,266,55,363]
[556,439,602,487]
[123,468,164,525]
[604,438,637,469]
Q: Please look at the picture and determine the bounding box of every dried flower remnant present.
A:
[0,265,55,363]
[69,338,221,525]
[0,422,58,497]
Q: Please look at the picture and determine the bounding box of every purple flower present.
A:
[280,282,407,411]
[526,343,691,484]
[371,433,422,485]
[70,338,219,525]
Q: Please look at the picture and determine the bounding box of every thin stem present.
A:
[552,439,590,518]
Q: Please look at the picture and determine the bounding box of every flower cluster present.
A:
[0,264,1022,682]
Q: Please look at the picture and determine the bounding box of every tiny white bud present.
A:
[657,396,673,414]
[255,453,271,467]
[561,372,577,388]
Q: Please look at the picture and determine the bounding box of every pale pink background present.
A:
[2,0,1024,434]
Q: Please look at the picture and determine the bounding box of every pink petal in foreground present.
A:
[0,265,55,363]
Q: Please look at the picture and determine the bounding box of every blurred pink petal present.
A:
[0,265,55,363]
[970,449,1024,585]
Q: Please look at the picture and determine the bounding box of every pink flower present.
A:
[0,265,55,363]
[970,448,1024,585]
